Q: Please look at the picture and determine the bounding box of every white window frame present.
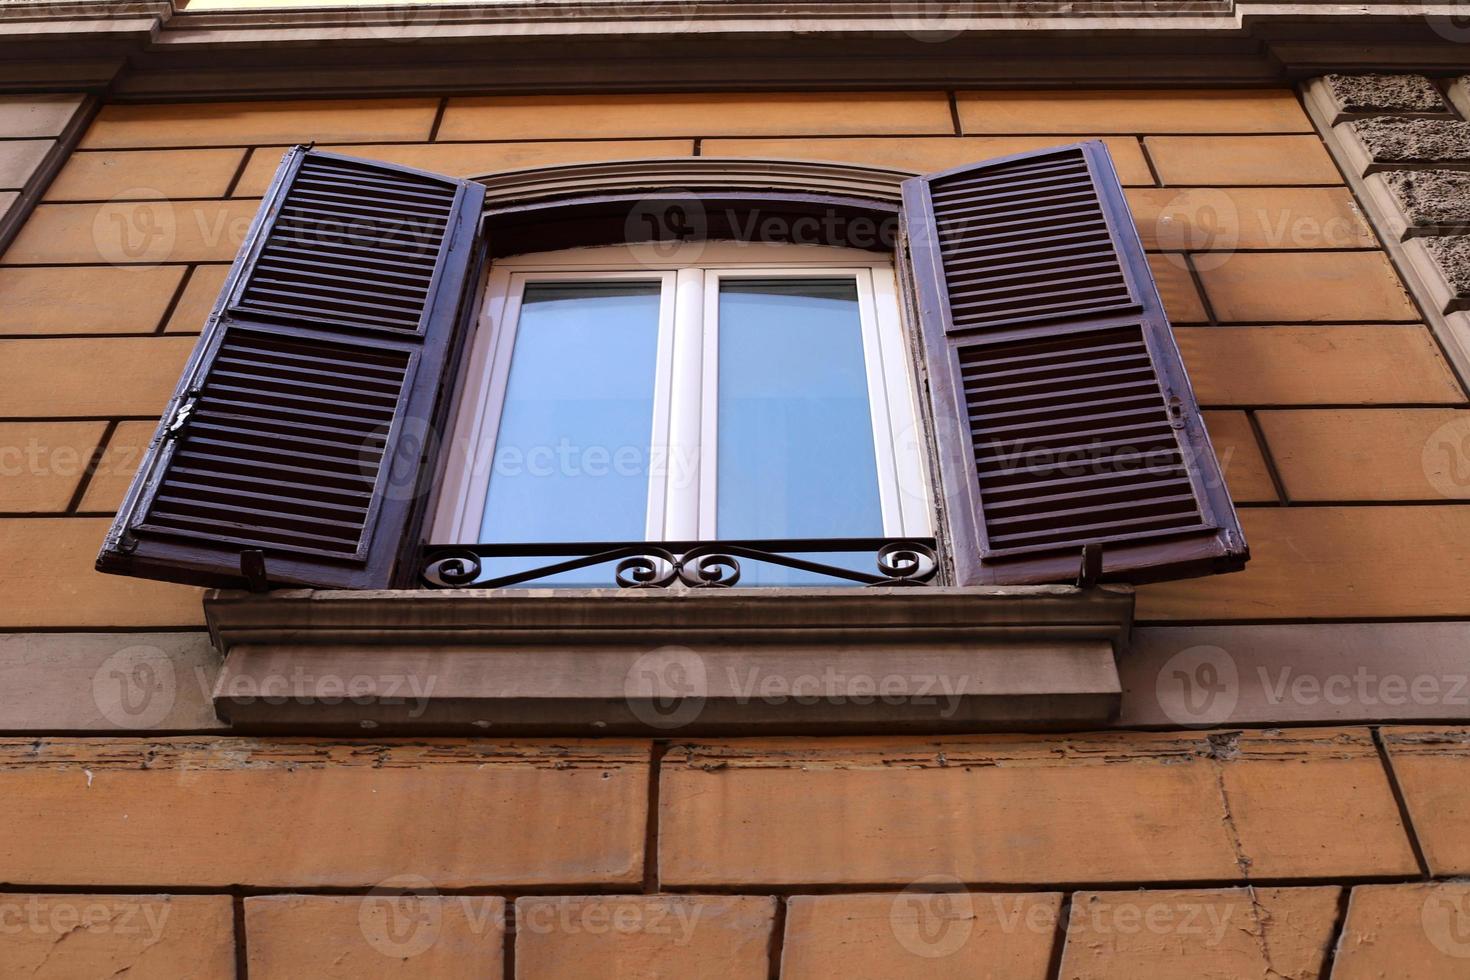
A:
[433,241,932,543]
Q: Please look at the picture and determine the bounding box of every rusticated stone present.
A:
[1422,235,1470,298]
[1349,117,1470,165]
[1325,73,1446,114]
[1382,169,1470,228]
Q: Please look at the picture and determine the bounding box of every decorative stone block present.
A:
[1325,73,1446,116]
[1372,169,1470,240]
[1422,235,1470,306]
[1346,117,1470,168]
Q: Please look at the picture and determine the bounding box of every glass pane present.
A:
[716,277,883,551]
[479,280,661,548]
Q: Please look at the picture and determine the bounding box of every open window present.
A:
[97,142,1246,592]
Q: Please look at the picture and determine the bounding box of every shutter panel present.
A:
[902,141,1248,585]
[97,147,486,589]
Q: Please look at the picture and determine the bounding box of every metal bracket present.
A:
[1166,395,1187,430]
[165,391,200,440]
[240,550,269,593]
[1077,543,1103,589]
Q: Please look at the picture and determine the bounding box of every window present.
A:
[432,244,931,585]
[98,143,1247,592]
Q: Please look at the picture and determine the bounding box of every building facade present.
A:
[3,1,1470,976]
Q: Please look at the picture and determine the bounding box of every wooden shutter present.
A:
[902,141,1247,585]
[97,147,486,589]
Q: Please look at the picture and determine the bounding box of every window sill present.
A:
[204,585,1134,734]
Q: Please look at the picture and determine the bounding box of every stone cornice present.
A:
[3,1,1470,96]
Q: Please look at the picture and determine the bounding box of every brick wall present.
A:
[3,88,1470,976]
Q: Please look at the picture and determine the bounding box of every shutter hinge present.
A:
[104,522,138,555]
[1166,395,1187,430]
[166,392,200,440]
[1077,543,1103,589]
[240,550,270,593]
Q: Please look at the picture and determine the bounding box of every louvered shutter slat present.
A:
[99,147,486,589]
[903,141,1247,585]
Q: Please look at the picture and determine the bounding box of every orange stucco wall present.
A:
[3,89,1470,977]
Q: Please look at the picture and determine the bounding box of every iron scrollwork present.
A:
[421,539,938,590]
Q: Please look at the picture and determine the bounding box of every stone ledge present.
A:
[204,586,1133,734]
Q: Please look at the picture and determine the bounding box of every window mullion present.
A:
[663,267,706,540]
[697,269,721,540]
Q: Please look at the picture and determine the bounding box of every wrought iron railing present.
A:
[420,538,940,589]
